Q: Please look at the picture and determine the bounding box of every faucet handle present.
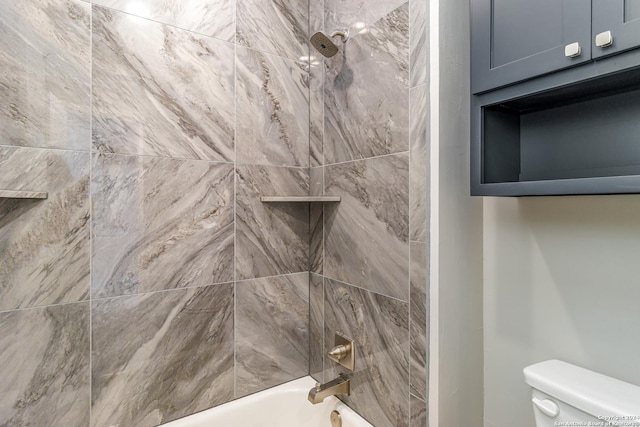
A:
[328,344,350,361]
[315,382,321,392]
[327,332,355,372]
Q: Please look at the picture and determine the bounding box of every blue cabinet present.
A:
[472,0,592,94]
[471,0,640,196]
[472,0,640,94]
[593,0,640,59]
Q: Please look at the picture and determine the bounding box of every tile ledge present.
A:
[260,196,341,203]
[0,190,48,199]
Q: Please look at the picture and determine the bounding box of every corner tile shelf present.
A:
[0,190,48,199]
[260,196,341,203]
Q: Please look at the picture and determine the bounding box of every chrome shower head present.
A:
[310,30,349,58]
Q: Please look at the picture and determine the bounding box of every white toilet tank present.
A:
[524,360,640,427]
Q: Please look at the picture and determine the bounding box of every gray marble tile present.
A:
[236,47,309,167]
[310,58,325,167]
[410,242,428,400]
[324,279,410,427]
[324,0,408,44]
[324,3,410,164]
[324,154,409,301]
[92,154,234,299]
[91,284,234,427]
[309,273,324,382]
[310,0,324,34]
[410,0,428,87]
[92,6,235,161]
[310,167,324,274]
[0,0,90,151]
[310,167,324,197]
[0,147,89,311]
[236,0,309,60]
[91,0,235,41]
[236,165,309,280]
[236,273,309,397]
[0,303,90,427]
[410,84,429,242]
[410,394,428,427]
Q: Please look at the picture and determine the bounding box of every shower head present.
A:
[310,30,349,58]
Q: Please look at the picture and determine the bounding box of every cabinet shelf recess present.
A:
[0,190,48,199]
[260,196,341,203]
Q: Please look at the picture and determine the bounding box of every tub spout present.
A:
[307,374,350,404]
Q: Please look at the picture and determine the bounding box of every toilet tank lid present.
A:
[524,360,640,420]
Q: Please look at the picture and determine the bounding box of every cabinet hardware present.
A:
[595,30,613,47]
[564,42,582,58]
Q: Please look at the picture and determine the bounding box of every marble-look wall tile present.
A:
[0,303,89,427]
[310,0,324,33]
[310,167,324,197]
[91,0,235,41]
[310,167,324,273]
[324,3,409,164]
[410,0,428,87]
[410,84,429,242]
[309,273,324,382]
[91,284,234,427]
[309,0,324,168]
[236,47,309,167]
[0,0,90,151]
[324,279,410,427]
[410,395,428,427]
[236,165,309,280]
[236,273,309,397]
[324,154,409,301]
[324,0,408,37]
[0,147,89,311]
[92,154,234,299]
[310,58,325,167]
[92,6,235,161]
[236,0,309,60]
[410,242,428,400]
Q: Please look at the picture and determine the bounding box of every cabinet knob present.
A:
[595,31,613,48]
[564,42,582,58]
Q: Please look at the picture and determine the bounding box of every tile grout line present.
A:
[321,275,325,383]
[89,3,309,65]
[307,0,312,380]
[89,3,94,425]
[323,150,411,168]
[233,23,238,400]
[408,89,413,425]
[321,158,325,384]
[89,281,237,305]
[410,391,427,403]
[89,3,233,45]
[0,299,94,318]
[319,0,326,372]
[322,275,411,305]
[408,39,415,420]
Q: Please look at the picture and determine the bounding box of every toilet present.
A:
[524,360,640,426]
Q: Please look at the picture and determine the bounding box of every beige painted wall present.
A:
[483,196,640,427]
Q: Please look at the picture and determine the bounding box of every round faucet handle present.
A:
[315,382,321,391]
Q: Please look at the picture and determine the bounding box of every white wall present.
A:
[431,0,484,425]
[484,196,640,427]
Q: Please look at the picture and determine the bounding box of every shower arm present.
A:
[329,30,349,43]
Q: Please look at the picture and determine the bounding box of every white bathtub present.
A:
[162,376,373,427]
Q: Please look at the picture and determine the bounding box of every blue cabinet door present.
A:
[472,0,592,94]
[593,0,640,59]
